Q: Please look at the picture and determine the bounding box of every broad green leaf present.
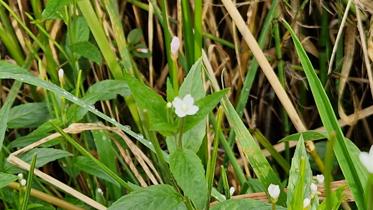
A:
[108,184,187,210]
[169,149,208,209]
[67,17,90,44]
[0,173,17,189]
[70,41,102,64]
[41,0,71,20]
[72,156,119,186]
[92,130,121,198]
[279,131,327,142]
[20,148,72,168]
[287,136,312,210]
[221,97,285,204]
[8,119,63,149]
[211,199,287,210]
[284,20,366,209]
[127,28,143,45]
[68,80,130,121]
[7,102,50,128]
[167,60,206,152]
[124,73,175,135]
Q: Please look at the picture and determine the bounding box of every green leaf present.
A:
[20,148,72,168]
[124,73,175,135]
[279,131,327,142]
[220,96,285,204]
[127,28,143,45]
[0,61,156,153]
[7,102,50,128]
[68,80,130,121]
[283,20,366,209]
[287,136,312,210]
[108,184,187,210]
[211,199,287,210]
[167,59,206,152]
[169,148,208,209]
[41,0,71,20]
[72,156,119,186]
[0,173,17,189]
[70,41,102,64]
[317,187,345,210]
[183,89,228,132]
[67,16,90,44]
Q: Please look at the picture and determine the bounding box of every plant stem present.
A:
[177,118,185,149]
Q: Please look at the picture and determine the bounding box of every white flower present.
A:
[310,183,317,196]
[170,36,180,56]
[172,94,199,118]
[20,179,27,186]
[17,173,23,179]
[303,198,311,208]
[229,187,235,196]
[316,174,324,184]
[359,145,373,173]
[97,188,103,195]
[267,184,280,201]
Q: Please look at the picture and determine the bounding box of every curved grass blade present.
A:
[283,20,366,210]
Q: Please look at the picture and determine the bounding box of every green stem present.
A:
[177,118,185,149]
[21,154,37,210]
[193,0,202,60]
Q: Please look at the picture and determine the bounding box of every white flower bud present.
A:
[166,102,172,108]
[229,186,235,196]
[267,184,280,202]
[20,179,27,186]
[170,36,180,57]
[303,198,311,208]
[137,48,149,53]
[310,183,317,196]
[17,173,23,179]
[316,174,324,184]
[359,145,373,173]
[97,188,103,195]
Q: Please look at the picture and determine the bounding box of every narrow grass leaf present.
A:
[283,20,366,210]
[279,131,328,142]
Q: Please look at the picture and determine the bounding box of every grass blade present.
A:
[283,20,366,210]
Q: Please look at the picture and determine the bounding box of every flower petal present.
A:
[175,107,186,118]
[186,105,199,115]
[172,97,182,108]
[183,94,194,106]
[359,152,373,173]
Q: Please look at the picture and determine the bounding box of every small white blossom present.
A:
[170,36,180,56]
[229,187,235,196]
[303,198,311,208]
[97,188,103,195]
[316,174,324,184]
[17,173,23,179]
[310,183,318,196]
[172,94,199,118]
[359,145,373,173]
[267,184,280,201]
[137,48,149,53]
[166,102,172,108]
[20,179,27,186]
